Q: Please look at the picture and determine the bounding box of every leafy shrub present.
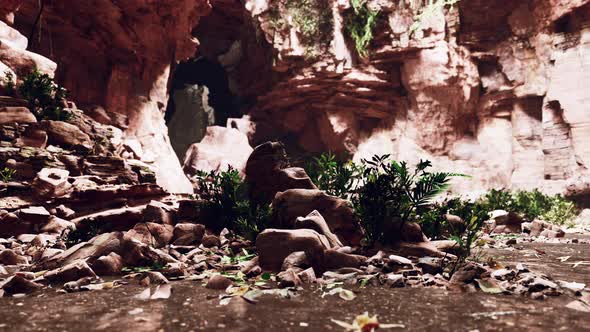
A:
[353,155,465,245]
[541,195,577,226]
[409,0,461,36]
[195,167,271,239]
[0,167,16,182]
[18,69,71,121]
[305,152,363,200]
[475,189,577,226]
[2,70,15,95]
[344,0,380,57]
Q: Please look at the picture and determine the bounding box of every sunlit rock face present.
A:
[243,0,590,195]
[4,0,213,193]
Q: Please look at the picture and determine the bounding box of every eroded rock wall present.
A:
[244,0,590,195]
[2,0,214,193]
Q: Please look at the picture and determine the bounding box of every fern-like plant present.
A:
[195,167,271,239]
[305,152,363,200]
[353,155,465,245]
[344,0,379,57]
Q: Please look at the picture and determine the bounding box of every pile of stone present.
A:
[485,210,566,239]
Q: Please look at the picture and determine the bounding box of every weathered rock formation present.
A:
[241,0,590,196]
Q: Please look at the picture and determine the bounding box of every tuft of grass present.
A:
[344,0,379,58]
[0,167,16,182]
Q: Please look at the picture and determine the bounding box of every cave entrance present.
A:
[165,56,238,161]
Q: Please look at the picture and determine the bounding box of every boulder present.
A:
[272,189,362,246]
[123,223,173,248]
[488,210,523,234]
[172,223,205,246]
[142,200,176,224]
[183,126,253,176]
[55,205,76,219]
[44,260,97,283]
[71,206,144,232]
[40,232,124,270]
[245,142,317,206]
[121,238,177,267]
[15,127,47,148]
[40,216,74,234]
[294,210,343,248]
[0,249,28,265]
[41,120,92,150]
[1,275,43,294]
[281,251,309,271]
[32,168,72,199]
[91,253,123,276]
[0,211,32,237]
[201,234,221,248]
[323,249,367,271]
[256,228,331,272]
[18,206,50,224]
[0,107,36,124]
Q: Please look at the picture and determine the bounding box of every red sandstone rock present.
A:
[0,107,36,124]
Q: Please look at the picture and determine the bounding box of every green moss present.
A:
[18,69,71,122]
[344,0,380,58]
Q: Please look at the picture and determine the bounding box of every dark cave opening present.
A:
[165,56,240,161]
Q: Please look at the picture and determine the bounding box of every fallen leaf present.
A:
[339,289,356,301]
[150,284,172,300]
[557,256,571,262]
[475,279,504,294]
[331,312,404,331]
[219,296,232,306]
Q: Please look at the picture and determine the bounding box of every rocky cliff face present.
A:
[244,0,590,195]
[2,0,213,193]
[1,0,589,196]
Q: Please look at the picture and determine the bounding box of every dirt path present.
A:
[1,241,589,332]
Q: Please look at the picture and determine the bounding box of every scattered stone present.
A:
[32,168,71,198]
[388,255,412,266]
[91,252,123,276]
[1,275,43,295]
[206,274,233,290]
[18,206,50,224]
[0,107,37,124]
[172,223,205,246]
[44,260,97,284]
[277,268,302,288]
[63,277,94,292]
[256,228,331,272]
[40,216,74,234]
[491,268,516,280]
[417,257,443,275]
[0,249,28,265]
[201,234,221,248]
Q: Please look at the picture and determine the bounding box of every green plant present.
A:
[2,70,15,95]
[305,152,363,200]
[195,167,271,239]
[353,155,465,245]
[409,0,461,37]
[65,221,103,247]
[18,69,71,121]
[0,167,16,182]
[267,0,333,56]
[448,212,486,275]
[344,0,379,57]
[542,195,577,226]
